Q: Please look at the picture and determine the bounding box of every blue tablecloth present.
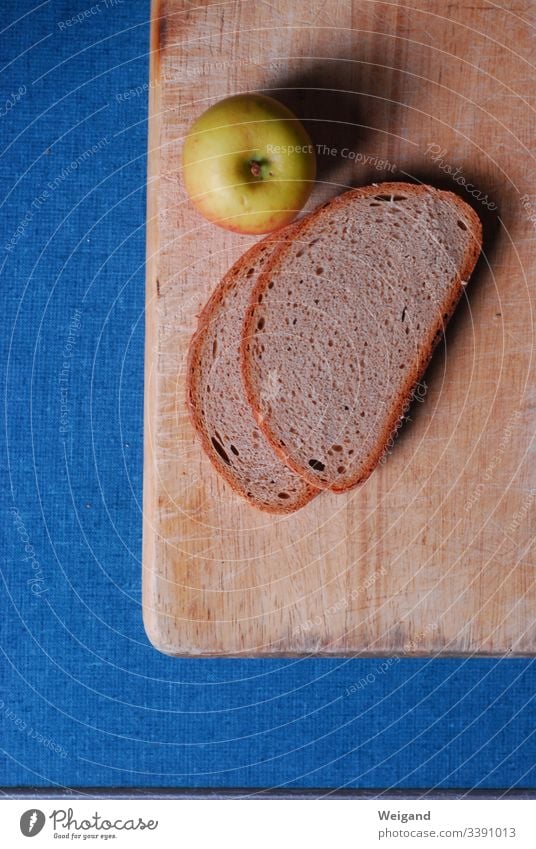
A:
[1,1,534,791]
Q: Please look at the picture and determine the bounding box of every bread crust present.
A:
[241,182,483,493]
[186,228,319,513]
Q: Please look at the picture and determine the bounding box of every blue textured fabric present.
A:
[1,1,534,791]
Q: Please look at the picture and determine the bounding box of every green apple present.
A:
[182,93,316,234]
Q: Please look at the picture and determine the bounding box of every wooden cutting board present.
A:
[143,0,535,656]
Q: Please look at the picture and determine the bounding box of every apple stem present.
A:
[250,161,262,177]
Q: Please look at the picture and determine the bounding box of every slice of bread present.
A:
[241,183,482,492]
[186,229,318,513]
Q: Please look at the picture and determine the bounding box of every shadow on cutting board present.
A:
[266,50,417,188]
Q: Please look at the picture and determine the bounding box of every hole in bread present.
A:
[278,492,290,499]
[401,306,407,322]
[246,267,255,277]
[457,219,468,231]
[257,317,265,330]
[257,294,263,304]
[211,437,230,465]
[212,339,217,357]
[332,444,343,452]
[315,267,324,275]
[268,280,274,289]
[337,465,346,474]
[308,458,325,472]
[230,444,239,456]
[296,249,304,258]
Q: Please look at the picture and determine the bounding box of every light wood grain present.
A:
[143,0,535,656]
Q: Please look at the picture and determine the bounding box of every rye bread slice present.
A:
[241,182,482,492]
[186,229,318,513]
